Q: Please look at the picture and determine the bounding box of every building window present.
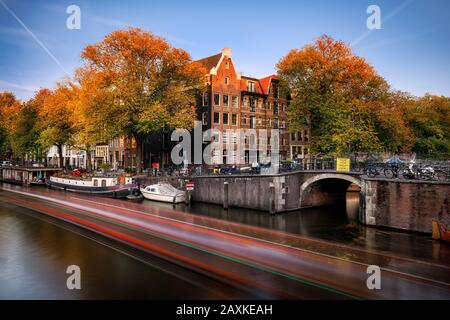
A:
[247,81,255,92]
[249,97,256,112]
[231,114,237,126]
[223,132,228,144]
[232,96,239,108]
[213,149,220,163]
[250,116,256,129]
[303,130,309,142]
[223,113,229,125]
[214,112,220,124]
[214,93,220,106]
[231,150,237,163]
[203,93,209,106]
[202,112,208,125]
[225,77,229,85]
[259,136,266,145]
[242,96,248,108]
[225,60,229,69]
[232,133,238,144]
[223,94,229,107]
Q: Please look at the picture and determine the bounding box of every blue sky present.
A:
[0,0,449,100]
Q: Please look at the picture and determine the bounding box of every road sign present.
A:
[186,182,195,191]
[336,158,350,172]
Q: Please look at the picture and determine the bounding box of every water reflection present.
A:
[0,200,252,299]
[143,191,449,264]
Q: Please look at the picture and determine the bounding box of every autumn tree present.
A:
[38,84,76,168]
[9,89,51,164]
[0,91,22,160]
[405,94,450,158]
[71,69,118,170]
[80,28,205,172]
[277,35,408,155]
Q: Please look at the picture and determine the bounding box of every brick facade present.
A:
[196,48,309,164]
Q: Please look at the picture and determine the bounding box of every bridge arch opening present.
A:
[299,174,362,212]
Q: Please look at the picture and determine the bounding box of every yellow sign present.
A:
[336,158,350,172]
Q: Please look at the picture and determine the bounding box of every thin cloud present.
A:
[0,0,69,76]
[0,79,37,92]
[358,29,436,51]
[88,14,132,28]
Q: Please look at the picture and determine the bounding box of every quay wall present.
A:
[135,173,450,233]
[362,178,450,233]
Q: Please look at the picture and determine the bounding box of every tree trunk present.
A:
[86,148,92,171]
[134,133,144,174]
[57,144,64,169]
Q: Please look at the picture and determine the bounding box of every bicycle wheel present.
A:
[367,167,378,178]
[436,170,448,182]
[384,168,394,179]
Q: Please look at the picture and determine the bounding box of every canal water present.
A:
[148,192,450,265]
[1,187,448,299]
[0,198,253,299]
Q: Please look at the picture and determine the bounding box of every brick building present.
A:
[196,48,309,164]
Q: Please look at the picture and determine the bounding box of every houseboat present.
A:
[0,165,62,185]
[47,174,136,198]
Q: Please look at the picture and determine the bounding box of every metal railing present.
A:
[146,158,450,182]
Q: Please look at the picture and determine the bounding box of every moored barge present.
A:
[47,174,136,198]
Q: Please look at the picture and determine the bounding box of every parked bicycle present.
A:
[401,161,448,181]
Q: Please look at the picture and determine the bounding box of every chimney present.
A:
[221,47,232,57]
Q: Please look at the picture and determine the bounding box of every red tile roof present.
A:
[240,76,264,94]
[259,75,278,94]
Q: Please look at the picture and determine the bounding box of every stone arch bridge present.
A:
[190,170,363,213]
[139,169,449,233]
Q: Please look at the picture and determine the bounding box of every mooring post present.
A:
[269,182,275,215]
[223,181,229,210]
[185,190,191,205]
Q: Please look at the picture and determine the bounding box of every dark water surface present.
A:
[1,187,448,299]
[0,200,252,299]
[147,192,450,264]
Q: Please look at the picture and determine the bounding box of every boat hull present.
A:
[141,190,185,203]
[46,180,134,198]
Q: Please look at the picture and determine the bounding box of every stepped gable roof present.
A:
[195,53,222,72]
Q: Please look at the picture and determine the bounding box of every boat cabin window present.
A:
[101,179,107,187]
[93,179,98,187]
[150,188,156,192]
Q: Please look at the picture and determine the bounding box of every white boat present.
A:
[140,183,186,203]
